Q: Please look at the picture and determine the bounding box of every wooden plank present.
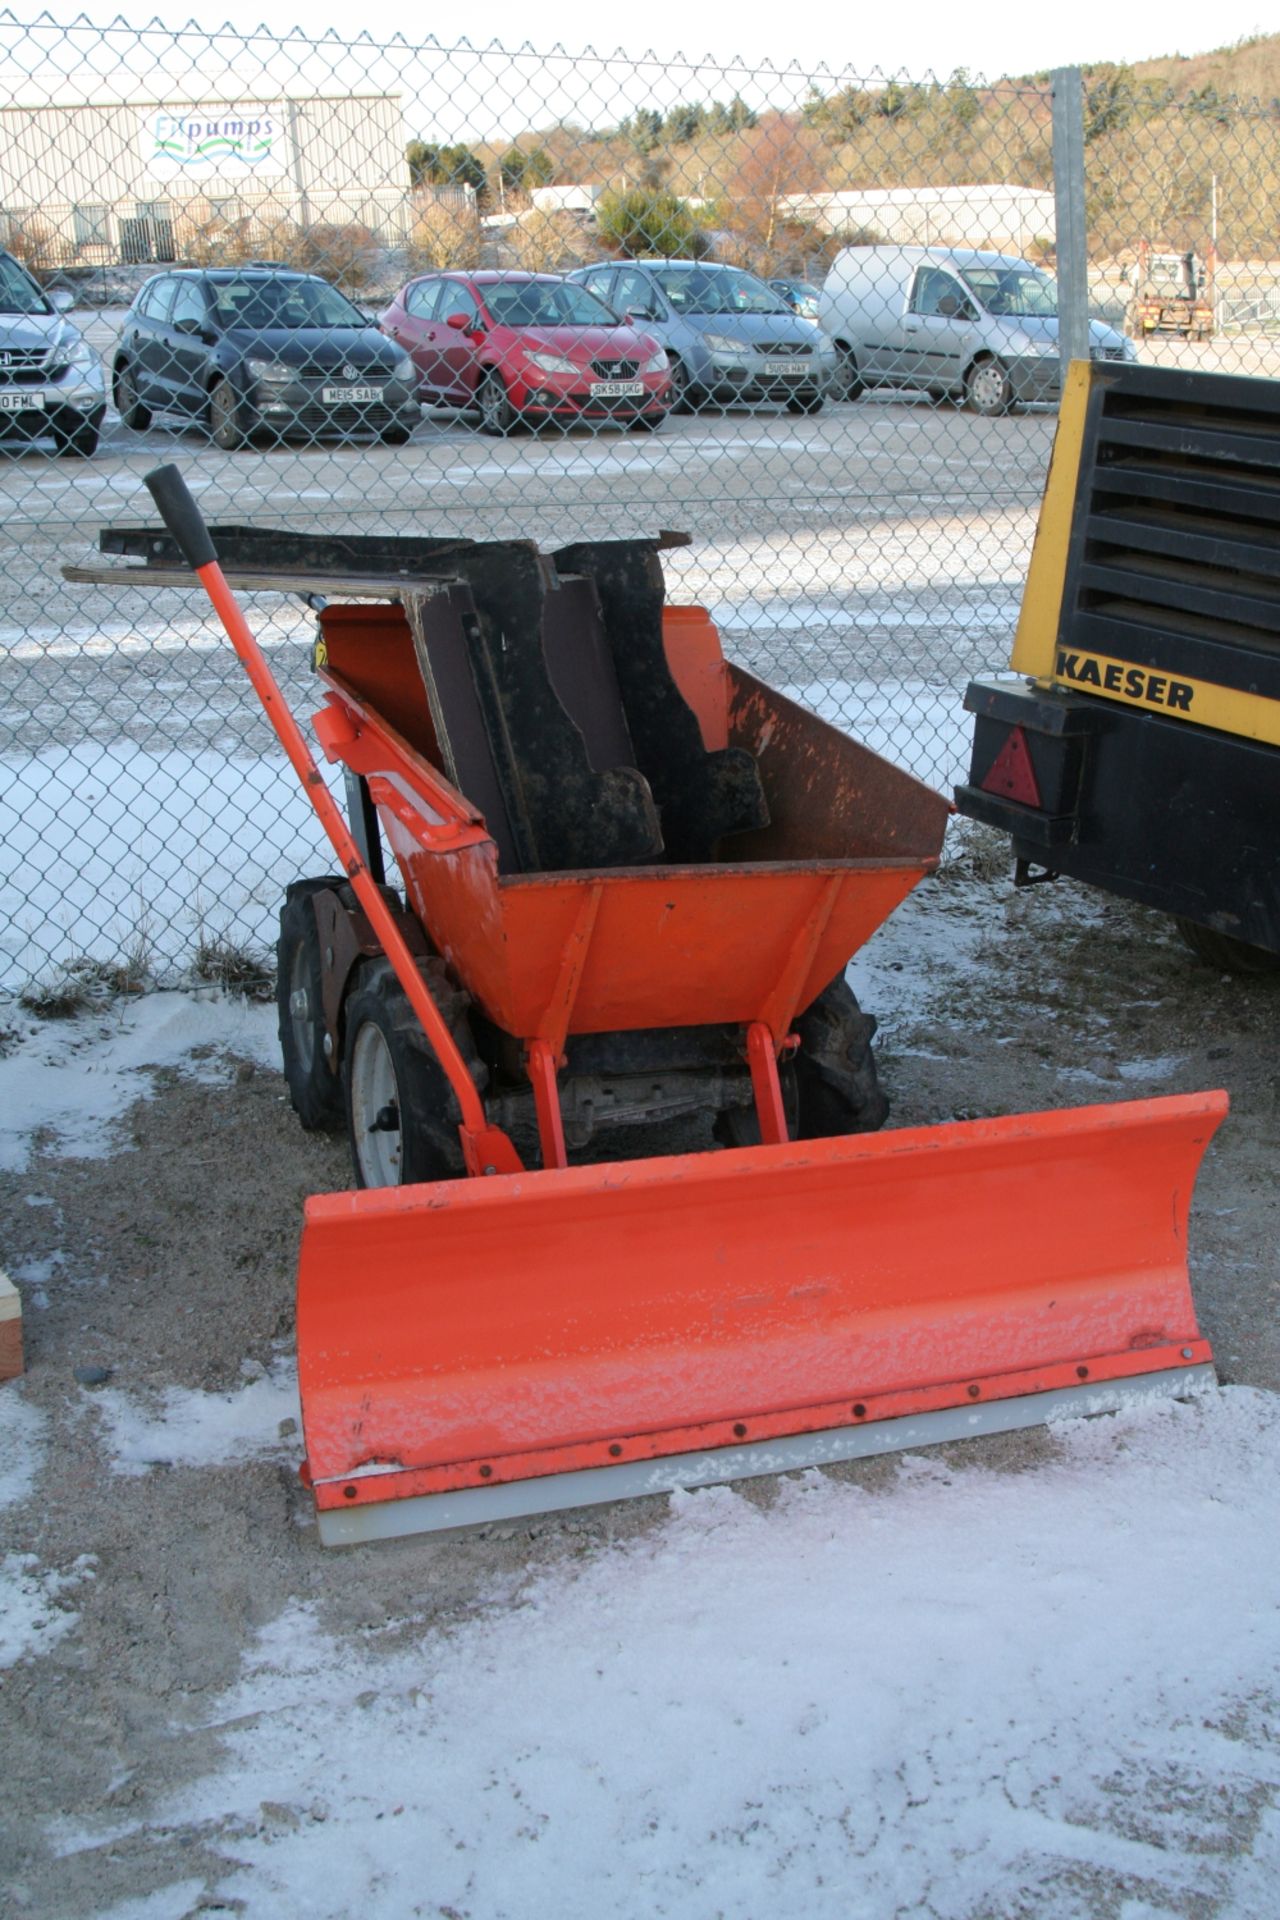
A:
[62,563,435,599]
[0,1270,22,1382]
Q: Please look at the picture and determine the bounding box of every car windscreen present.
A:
[485,281,618,327]
[0,254,50,316]
[211,277,367,330]
[646,268,790,316]
[959,266,1058,318]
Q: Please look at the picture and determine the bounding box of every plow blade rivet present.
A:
[1077,1365,1090,1379]
[343,1484,357,1499]
[967,1384,981,1398]
[608,1444,622,1457]
[1182,1347,1194,1360]
[852,1403,867,1418]
[479,1465,492,1478]
[733,1423,747,1438]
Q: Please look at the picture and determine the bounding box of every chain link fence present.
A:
[0,12,1277,996]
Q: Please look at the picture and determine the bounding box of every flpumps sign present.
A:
[142,107,288,179]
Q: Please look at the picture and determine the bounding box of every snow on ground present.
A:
[94,1357,300,1477]
[86,1389,1280,1920]
[712,594,1017,634]
[0,1385,46,1507]
[0,679,971,993]
[666,512,1033,608]
[789,676,978,791]
[0,990,280,1171]
[0,740,341,992]
[0,1551,96,1669]
[0,597,304,662]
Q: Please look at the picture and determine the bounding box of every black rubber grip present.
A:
[143,464,218,571]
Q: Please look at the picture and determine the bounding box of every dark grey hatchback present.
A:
[112,265,420,449]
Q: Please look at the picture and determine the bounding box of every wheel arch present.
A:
[205,364,242,401]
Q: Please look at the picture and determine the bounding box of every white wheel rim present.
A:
[349,1022,403,1186]
[972,365,1005,410]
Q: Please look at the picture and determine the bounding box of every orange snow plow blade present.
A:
[300,1090,1224,1546]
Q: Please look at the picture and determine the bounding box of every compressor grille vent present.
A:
[1062,365,1280,700]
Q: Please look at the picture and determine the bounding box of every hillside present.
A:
[1093,30,1280,105]
[421,33,1280,276]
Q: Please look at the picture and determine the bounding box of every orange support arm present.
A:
[142,464,522,1177]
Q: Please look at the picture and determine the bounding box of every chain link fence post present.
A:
[1052,67,1090,368]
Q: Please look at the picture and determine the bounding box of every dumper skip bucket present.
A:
[300,1091,1223,1545]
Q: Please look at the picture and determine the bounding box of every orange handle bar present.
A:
[143,465,521,1177]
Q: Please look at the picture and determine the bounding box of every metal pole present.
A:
[1211,173,1220,334]
[286,98,312,232]
[1051,67,1091,372]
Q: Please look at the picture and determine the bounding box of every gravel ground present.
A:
[1,821,1277,1916]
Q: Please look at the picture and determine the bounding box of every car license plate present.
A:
[0,391,40,412]
[763,360,807,377]
[321,384,380,404]
[590,381,645,399]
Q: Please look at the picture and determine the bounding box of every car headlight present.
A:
[388,352,414,381]
[640,348,668,374]
[703,333,742,355]
[46,340,98,380]
[1020,340,1057,358]
[526,349,579,376]
[246,357,294,385]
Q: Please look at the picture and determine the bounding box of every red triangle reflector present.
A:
[981,726,1041,806]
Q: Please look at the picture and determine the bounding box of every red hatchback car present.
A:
[380,271,672,433]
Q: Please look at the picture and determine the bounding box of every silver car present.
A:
[568,260,837,413]
[0,249,106,456]
[820,246,1136,416]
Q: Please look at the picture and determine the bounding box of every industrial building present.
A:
[0,91,424,263]
[778,185,1057,255]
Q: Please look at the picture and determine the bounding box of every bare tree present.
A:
[721,117,826,271]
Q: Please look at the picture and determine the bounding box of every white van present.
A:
[820,246,1134,415]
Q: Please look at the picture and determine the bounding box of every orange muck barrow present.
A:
[121,468,1222,1545]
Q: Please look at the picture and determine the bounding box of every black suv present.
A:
[112,265,421,449]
